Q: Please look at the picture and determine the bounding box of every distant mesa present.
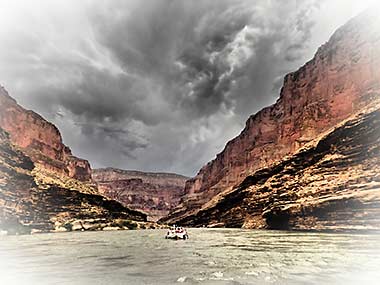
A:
[92,168,189,221]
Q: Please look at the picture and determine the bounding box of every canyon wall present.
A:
[0,127,147,234]
[168,105,380,231]
[0,87,92,182]
[163,9,380,224]
[0,87,188,222]
[92,168,188,221]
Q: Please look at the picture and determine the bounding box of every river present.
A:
[0,229,379,284]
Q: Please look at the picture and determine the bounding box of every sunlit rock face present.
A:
[163,9,380,225]
[0,127,147,234]
[0,87,92,182]
[92,168,188,221]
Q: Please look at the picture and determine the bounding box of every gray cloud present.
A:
[0,0,373,176]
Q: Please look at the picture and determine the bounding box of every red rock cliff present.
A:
[168,9,380,221]
[0,87,92,182]
[92,168,188,221]
[169,104,380,231]
[0,126,147,234]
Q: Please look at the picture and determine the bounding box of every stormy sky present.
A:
[0,0,375,176]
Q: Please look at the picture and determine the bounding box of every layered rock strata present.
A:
[0,87,92,183]
[92,168,188,221]
[169,105,380,232]
[0,127,147,234]
[163,8,380,224]
[0,86,186,227]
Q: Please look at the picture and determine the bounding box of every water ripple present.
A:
[0,229,379,284]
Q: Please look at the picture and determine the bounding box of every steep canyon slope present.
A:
[169,105,380,231]
[0,87,94,192]
[0,127,147,234]
[162,9,380,227]
[0,87,187,221]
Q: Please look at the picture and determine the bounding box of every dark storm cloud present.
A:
[87,0,323,120]
[73,121,149,159]
[0,0,370,175]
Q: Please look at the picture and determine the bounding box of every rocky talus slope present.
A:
[169,104,380,231]
[92,168,188,221]
[0,127,147,234]
[162,9,380,225]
